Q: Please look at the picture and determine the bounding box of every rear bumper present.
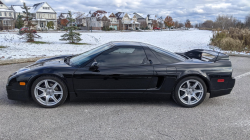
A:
[210,77,235,98]
[6,86,30,101]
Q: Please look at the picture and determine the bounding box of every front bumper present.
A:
[210,77,235,98]
[6,75,30,101]
[6,87,30,101]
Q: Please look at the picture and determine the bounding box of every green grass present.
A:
[67,43,90,45]
[0,46,8,48]
[28,41,48,44]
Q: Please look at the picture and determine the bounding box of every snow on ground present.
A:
[0,30,213,60]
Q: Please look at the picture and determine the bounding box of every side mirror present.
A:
[89,62,99,72]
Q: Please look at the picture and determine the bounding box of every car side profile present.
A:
[6,42,235,108]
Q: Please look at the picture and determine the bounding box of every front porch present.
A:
[32,19,57,31]
[0,19,15,30]
[122,22,140,30]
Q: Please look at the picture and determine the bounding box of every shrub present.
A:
[210,28,250,52]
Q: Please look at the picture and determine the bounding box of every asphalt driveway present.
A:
[0,56,250,140]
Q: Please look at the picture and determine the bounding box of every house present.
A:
[11,5,31,20]
[75,13,86,28]
[30,2,57,30]
[115,12,140,30]
[99,12,119,30]
[134,13,148,29]
[85,10,107,30]
[0,0,15,30]
[157,16,165,29]
[12,2,57,30]
[147,14,158,29]
[59,12,79,27]
[86,11,119,30]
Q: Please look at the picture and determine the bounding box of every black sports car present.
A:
[6,42,235,108]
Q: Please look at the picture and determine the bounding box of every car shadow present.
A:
[4,96,179,108]
[64,96,179,107]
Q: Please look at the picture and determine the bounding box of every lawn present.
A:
[0,30,214,60]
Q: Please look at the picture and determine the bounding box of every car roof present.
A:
[110,41,144,47]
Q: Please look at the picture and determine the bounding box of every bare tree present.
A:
[246,14,250,28]
[185,19,191,29]
[213,15,237,29]
[158,21,163,29]
[174,21,179,28]
[102,16,110,30]
[140,21,147,29]
[74,12,84,27]
[152,20,158,28]
[202,20,213,28]
[118,20,123,30]
[178,23,184,28]
[195,24,199,28]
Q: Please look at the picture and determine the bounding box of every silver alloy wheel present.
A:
[34,79,63,106]
[178,79,204,105]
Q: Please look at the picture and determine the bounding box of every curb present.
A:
[226,53,250,58]
[0,57,46,65]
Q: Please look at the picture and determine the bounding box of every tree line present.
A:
[196,14,250,30]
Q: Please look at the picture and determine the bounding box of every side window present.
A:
[95,46,148,66]
[144,49,161,64]
[152,50,181,64]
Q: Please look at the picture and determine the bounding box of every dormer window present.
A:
[43,7,50,10]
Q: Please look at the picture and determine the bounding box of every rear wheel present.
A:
[31,76,68,108]
[173,76,207,108]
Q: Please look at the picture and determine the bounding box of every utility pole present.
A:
[89,11,92,33]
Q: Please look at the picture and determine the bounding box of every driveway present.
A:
[0,56,250,140]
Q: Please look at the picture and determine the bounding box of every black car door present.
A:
[73,46,154,96]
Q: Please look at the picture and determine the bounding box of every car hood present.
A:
[16,55,74,74]
[35,55,73,64]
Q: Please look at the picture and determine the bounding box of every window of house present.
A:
[0,12,2,16]
[5,12,7,16]
[9,13,11,16]
[43,7,50,10]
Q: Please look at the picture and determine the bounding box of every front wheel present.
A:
[31,76,68,108]
[173,76,207,108]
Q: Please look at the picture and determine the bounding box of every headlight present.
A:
[17,68,30,74]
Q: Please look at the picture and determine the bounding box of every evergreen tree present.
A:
[47,21,54,29]
[60,11,82,43]
[20,2,41,42]
[16,13,24,29]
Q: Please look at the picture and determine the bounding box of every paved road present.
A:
[0,56,250,140]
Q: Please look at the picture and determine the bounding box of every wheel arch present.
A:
[173,74,211,93]
[27,74,71,100]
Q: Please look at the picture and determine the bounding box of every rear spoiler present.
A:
[177,49,229,62]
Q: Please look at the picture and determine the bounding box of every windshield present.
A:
[148,45,186,61]
[70,43,113,66]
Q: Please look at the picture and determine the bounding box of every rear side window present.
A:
[152,50,181,64]
[95,46,148,66]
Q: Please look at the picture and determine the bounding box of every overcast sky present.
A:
[3,0,250,24]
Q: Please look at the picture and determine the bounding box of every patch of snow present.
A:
[0,30,235,60]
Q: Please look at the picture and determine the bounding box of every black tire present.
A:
[172,76,207,108]
[31,76,68,108]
